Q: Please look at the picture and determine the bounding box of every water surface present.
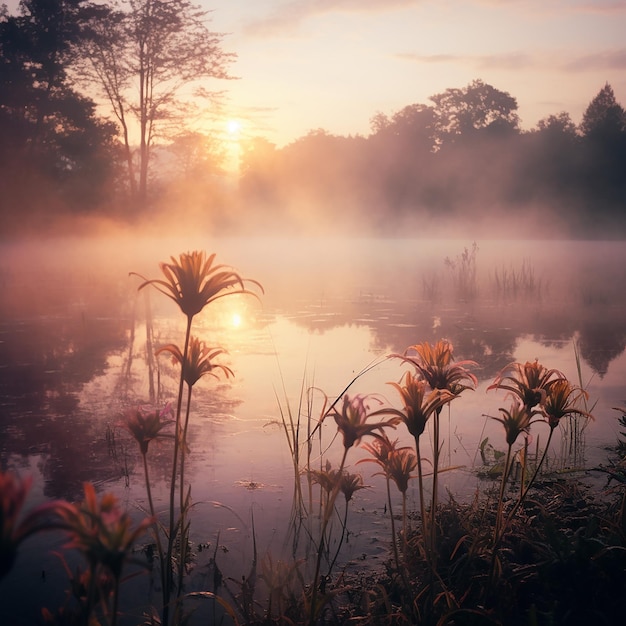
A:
[1,237,625,623]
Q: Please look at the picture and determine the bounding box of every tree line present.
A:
[1,0,625,237]
[239,81,626,237]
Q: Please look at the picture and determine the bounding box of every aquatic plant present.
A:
[488,361,593,555]
[53,483,153,626]
[359,433,416,575]
[488,359,565,413]
[444,242,479,301]
[377,372,453,544]
[120,403,174,593]
[131,250,262,625]
[0,472,63,581]
[490,401,540,548]
[308,393,399,625]
[392,340,477,552]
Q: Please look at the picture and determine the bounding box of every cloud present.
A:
[573,1,626,15]
[243,0,419,37]
[397,48,626,73]
[395,51,535,70]
[563,49,626,72]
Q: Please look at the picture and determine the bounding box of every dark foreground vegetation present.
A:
[1,1,626,237]
[2,250,625,626]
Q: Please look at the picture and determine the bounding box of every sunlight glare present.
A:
[227,119,241,136]
[231,312,242,328]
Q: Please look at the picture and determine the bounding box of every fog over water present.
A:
[1,231,625,624]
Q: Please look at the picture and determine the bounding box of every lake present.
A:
[1,236,625,624]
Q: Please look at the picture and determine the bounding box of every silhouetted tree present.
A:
[511,112,582,217]
[0,0,117,219]
[429,79,519,148]
[368,104,437,214]
[580,83,626,139]
[578,83,626,232]
[81,0,235,208]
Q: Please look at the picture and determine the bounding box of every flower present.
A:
[327,394,400,450]
[359,433,416,494]
[120,403,174,455]
[493,403,538,446]
[309,460,341,495]
[403,340,478,393]
[156,337,233,387]
[543,379,593,430]
[385,371,456,439]
[360,432,410,467]
[339,471,367,503]
[386,448,417,495]
[55,483,152,579]
[1,472,62,580]
[131,251,263,319]
[488,359,565,412]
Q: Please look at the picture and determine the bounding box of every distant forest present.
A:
[1,1,625,238]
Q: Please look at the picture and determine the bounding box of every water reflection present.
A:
[2,238,626,494]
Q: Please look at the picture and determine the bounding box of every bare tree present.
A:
[82,0,235,207]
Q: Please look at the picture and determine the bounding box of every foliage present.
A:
[430,78,520,143]
[0,0,118,218]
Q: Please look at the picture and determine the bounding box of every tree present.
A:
[579,82,625,139]
[167,131,226,179]
[578,83,626,229]
[368,104,437,213]
[0,1,117,217]
[430,79,519,146]
[82,0,235,207]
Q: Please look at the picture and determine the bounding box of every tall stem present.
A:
[490,443,514,590]
[309,446,349,626]
[386,476,400,573]
[176,385,194,598]
[492,443,513,549]
[414,435,428,542]
[142,451,165,594]
[327,499,349,577]
[505,428,555,530]
[163,314,193,626]
[430,407,442,555]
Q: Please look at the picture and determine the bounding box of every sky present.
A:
[201,0,626,147]
[4,0,626,148]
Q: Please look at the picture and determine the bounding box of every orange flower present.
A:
[327,394,400,450]
[400,340,477,394]
[493,403,539,446]
[1,472,62,580]
[385,371,455,438]
[543,379,593,430]
[156,337,233,387]
[488,359,565,412]
[121,403,174,455]
[360,434,416,495]
[55,483,152,579]
[132,251,263,319]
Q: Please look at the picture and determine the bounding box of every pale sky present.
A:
[5,0,626,147]
[204,0,626,146]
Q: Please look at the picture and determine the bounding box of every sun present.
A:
[227,119,241,136]
[231,312,242,328]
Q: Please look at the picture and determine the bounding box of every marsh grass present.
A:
[491,258,544,300]
[444,242,479,302]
